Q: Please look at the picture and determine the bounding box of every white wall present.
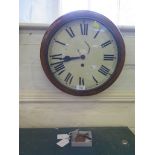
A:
[19,24,135,133]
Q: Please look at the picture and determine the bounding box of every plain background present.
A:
[1,0,155,155]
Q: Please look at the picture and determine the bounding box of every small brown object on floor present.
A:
[75,133,89,142]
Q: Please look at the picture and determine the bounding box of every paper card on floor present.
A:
[57,139,69,147]
[57,134,69,140]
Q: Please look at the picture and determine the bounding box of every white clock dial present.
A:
[48,19,118,90]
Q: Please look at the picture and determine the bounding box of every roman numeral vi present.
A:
[79,77,84,86]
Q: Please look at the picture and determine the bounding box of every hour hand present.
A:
[63,56,81,62]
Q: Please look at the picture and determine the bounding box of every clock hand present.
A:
[63,55,85,62]
[50,55,86,66]
[84,41,90,54]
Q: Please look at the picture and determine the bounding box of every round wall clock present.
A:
[40,10,125,96]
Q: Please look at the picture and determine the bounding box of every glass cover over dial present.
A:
[48,19,118,91]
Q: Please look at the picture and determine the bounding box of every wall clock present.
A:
[40,10,125,96]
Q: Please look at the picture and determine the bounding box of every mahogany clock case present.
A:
[40,10,125,96]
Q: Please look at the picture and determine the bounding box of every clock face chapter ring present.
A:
[40,10,125,96]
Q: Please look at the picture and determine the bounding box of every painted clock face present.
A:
[40,11,125,96]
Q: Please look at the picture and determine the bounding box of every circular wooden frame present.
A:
[40,10,125,96]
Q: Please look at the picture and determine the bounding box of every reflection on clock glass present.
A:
[48,19,118,90]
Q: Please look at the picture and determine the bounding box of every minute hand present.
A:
[63,56,82,62]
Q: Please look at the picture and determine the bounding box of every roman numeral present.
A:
[58,69,65,75]
[104,54,115,61]
[54,63,65,74]
[54,39,66,46]
[101,40,112,48]
[65,27,75,38]
[79,77,84,86]
[80,23,88,35]
[92,75,98,84]
[98,65,110,76]
[93,30,100,39]
[64,73,73,84]
[50,54,62,60]
[50,61,64,66]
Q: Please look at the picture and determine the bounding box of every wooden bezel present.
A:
[40,10,125,96]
